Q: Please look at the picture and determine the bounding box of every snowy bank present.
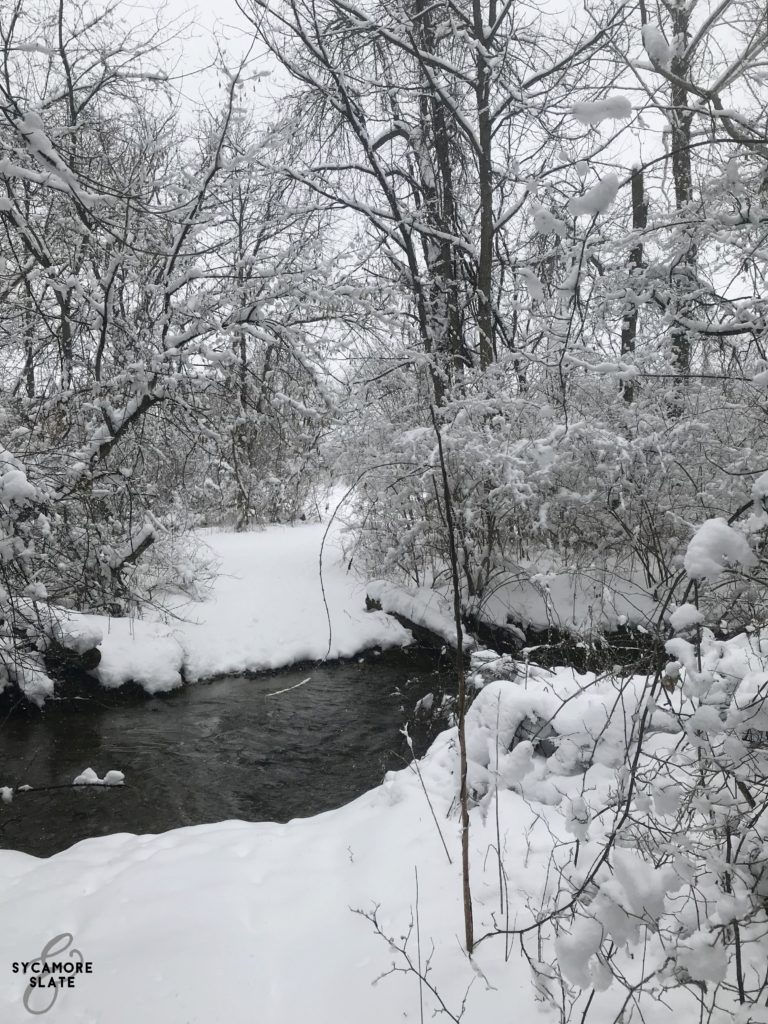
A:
[366,562,660,658]
[473,563,658,635]
[0,669,640,1024]
[1,658,756,1023]
[366,578,475,649]
[73,523,411,695]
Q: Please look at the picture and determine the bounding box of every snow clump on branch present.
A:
[570,96,632,125]
[567,173,619,217]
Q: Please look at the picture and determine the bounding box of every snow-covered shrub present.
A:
[540,625,768,1018]
[106,513,217,611]
[0,446,57,704]
[338,357,768,643]
[418,619,768,1019]
[512,531,768,1020]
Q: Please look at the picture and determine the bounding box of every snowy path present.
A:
[86,522,411,692]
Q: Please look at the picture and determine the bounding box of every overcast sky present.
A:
[131,0,284,118]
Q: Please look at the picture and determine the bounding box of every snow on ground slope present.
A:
[0,672,618,1024]
[473,562,657,634]
[0,776,524,1024]
[82,522,411,693]
[0,668,732,1024]
[0,675,549,1024]
[366,577,475,648]
[3,647,766,1022]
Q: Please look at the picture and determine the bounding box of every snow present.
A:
[677,932,728,983]
[1,788,538,1024]
[414,691,434,714]
[531,205,567,236]
[519,266,545,302]
[728,671,768,731]
[570,96,632,125]
[366,578,474,649]
[2,5,768,1016]
[108,523,156,569]
[470,564,657,634]
[752,470,768,501]
[1,646,55,706]
[669,603,704,632]
[1,627,766,1021]
[0,667,645,1024]
[76,521,411,695]
[73,768,125,787]
[684,518,759,579]
[47,611,103,655]
[0,466,37,504]
[555,916,604,987]
[0,668,576,1023]
[568,173,620,217]
[88,626,186,694]
[564,794,591,840]
[641,24,672,69]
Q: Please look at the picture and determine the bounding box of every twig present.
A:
[403,726,452,864]
[265,676,311,697]
[430,404,474,954]
[415,867,424,1024]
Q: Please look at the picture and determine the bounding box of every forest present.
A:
[1,0,768,1021]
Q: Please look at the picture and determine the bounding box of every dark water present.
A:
[0,650,453,858]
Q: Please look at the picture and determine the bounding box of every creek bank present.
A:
[366,584,666,672]
[0,642,441,715]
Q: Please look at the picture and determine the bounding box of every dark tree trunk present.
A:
[620,167,648,403]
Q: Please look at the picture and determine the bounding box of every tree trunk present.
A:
[620,167,648,403]
[668,0,695,386]
[474,0,495,368]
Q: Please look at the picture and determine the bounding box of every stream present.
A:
[0,649,454,858]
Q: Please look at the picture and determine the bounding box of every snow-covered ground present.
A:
[0,740,534,1024]
[82,522,411,693]
[3,655,760,1023]
[0,667,656,1024]
[56,512,755,700]
[18,516,663,707]
[473,563,658,635]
